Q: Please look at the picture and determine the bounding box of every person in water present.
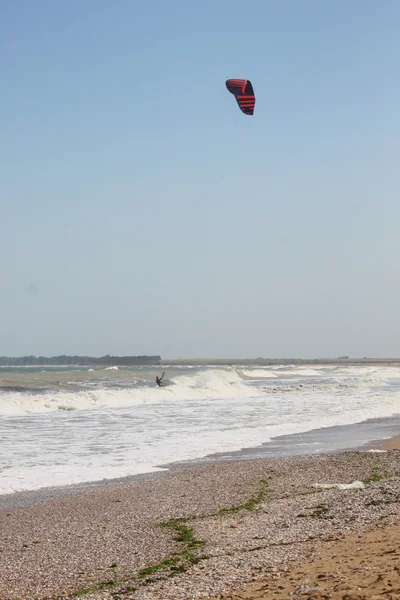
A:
[156,371,165,387]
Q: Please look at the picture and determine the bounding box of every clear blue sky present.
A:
[1,0,400,359]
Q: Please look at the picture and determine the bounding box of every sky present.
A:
[1,0,400,359]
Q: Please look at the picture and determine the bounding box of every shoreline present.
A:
[160,358,400,366]
[2,415,400,511]
[1,436,399,599]
[373,432,400,450]
[1,451,399,600]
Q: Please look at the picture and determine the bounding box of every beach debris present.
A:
[313,480,365,490]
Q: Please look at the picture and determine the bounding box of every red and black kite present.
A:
[225,79,256,115]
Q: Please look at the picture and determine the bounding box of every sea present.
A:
[1,362,400,498]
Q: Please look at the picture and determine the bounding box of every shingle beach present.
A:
[1,437,399,600]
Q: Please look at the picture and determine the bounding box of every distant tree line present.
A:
[0,355,161,366]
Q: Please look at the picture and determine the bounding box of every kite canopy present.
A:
[225,79,255,115]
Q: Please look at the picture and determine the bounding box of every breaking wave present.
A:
[0,369,261,415]
[1,364,400,416]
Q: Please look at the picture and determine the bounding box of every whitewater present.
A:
[1,363,400,495]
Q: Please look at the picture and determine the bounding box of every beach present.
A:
[2,363,400,599]
[0,435,399,600]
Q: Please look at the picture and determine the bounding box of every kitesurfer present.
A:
[156,371,165,387]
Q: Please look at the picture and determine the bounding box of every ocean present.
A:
[1,363,400,497]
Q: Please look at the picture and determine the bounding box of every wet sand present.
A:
[379,434,400,451]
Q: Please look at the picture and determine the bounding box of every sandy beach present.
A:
[204,435,400,600]
[0,434,399,600]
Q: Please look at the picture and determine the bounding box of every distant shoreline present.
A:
[1,356,400,367]
[161,357,400,366]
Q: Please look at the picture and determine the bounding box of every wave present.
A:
[240,369,277,378]
[0,369,261,415]
[1,364,399,417]
[276,367,326,377]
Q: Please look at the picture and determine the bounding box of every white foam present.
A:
[277,367,324,377]
[240,369,277,378]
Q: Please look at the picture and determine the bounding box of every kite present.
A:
[225,79,256,115]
